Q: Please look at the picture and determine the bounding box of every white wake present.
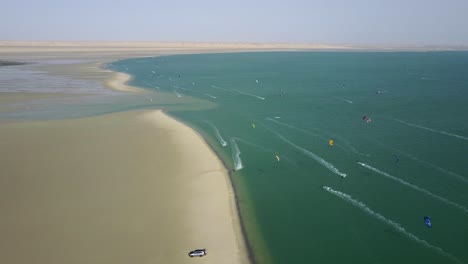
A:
[357,162,468,215]
[323,186,461,263]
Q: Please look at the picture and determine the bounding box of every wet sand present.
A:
[0,43,251,264]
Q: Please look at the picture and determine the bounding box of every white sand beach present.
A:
[0,43,253,264]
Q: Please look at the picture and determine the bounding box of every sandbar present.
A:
[0,43,251,264]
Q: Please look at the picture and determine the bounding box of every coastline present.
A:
[104,71,146,93]
[0,47,251,264]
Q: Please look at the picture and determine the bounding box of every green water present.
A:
[109,52,468,264]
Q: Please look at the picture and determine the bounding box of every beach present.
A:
[0,43,252,264]
[3,43,467,264]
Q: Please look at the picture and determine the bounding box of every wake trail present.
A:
[323,186,462,264]
[263,125,347,178]
[266,118,361,155]
[174,90,182,98]
[394,118,468,142]
[369,139,468,185]
[230,138,244,171]
[203,121,227,147]
[211,85,265,100]
[266,118,327,140]
[336,98,353,104]
[232,137,277,154]
[357,162,468,215]
[204,94,217,99]
[232,89,266,100]
[211,85,235,93]
[174,85,200,95]
[332,134,367,156]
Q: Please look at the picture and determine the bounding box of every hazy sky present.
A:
[2,0,468,46]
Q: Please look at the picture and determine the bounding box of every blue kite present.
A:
[424,216,432,228]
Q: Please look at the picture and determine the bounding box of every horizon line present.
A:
[1,40,468,51]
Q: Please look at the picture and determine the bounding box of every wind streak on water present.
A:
[230,138,243,171]
[357,162,468,215]
[264,125,347,178]
[204,121,227,147]
[323,186,462,264]
[394,118,468,142]
[369,139,468,184]
[210,85,265,100]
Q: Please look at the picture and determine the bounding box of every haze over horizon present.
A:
[2,0,468,46]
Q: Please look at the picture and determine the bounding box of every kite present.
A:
[424,216,432,228]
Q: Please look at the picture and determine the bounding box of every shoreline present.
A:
[104,71,146,93]
[102,55,259,262]
[0,48,251,263]
[139,110,251,264]
[163,111,258,264]
[105,55,267,263]
[104,61,255,262]
[101,54,260,263]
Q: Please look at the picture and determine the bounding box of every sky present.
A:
[2,0,468,46]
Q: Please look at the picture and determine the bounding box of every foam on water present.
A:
[264,125,347,178]
[394,118,468,142]
[174,90,182,98]
[205,94,217,99]
[211,85,234,93]
[204,121,227,147]
[336,98,353,104]
[357,162,468,215]
[232,89,266,100]
[323,186,462,263]
[230,138,244,171]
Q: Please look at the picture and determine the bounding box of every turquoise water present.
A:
[109,52,468,264]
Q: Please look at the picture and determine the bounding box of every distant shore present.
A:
[1,41,467,58]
